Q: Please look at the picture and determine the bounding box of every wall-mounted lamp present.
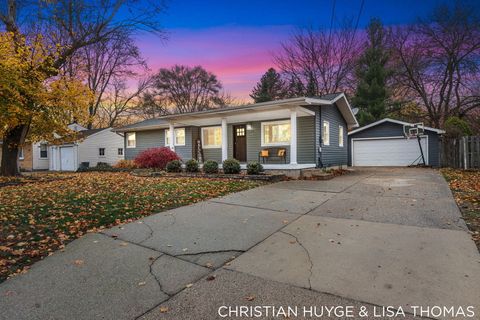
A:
[246,124,253,131]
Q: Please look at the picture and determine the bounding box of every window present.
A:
[165,128,186,146]
[236,127,245,137]
[322,121,330,146]
[99,148,105,156]
[40,143,48,158]
[18,147,24,160]
[339,125,344,147]
[126,133,136,148]
[261,120,291,146]
[201,126,222,148]
[118,148,123,156]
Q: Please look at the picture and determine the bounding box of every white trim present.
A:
[221,118,228,162]
[260,119,291,147]
[322,121,330,146]
[339,125,344,147]
[168,123,175,151]
[201,126,222,149]
[165,128,186,147]
[126,132,136,148]
[351,135,429,166]
[348,118,445,135]
[290,110,297,165]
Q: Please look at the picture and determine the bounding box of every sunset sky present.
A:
[136,0,465,101]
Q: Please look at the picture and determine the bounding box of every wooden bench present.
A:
[258,148,287,164]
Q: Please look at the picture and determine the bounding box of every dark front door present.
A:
[233,125,247,162]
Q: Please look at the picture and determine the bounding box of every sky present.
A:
[135,0,467,101]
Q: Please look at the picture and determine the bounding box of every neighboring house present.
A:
[348,118,445,167]
[0,141,49,171]
[49,127,125,171]
[115,93,359,169]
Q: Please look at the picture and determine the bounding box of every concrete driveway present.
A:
[1,168,479,320]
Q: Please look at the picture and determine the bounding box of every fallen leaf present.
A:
[138,281,146,286]
[245,295,255,301]
[73,259,84,266]
[205,262,213,268]
[159,306,169,313]
[185,283,193,288]
[206,275,216,281]
[289,240,296,244]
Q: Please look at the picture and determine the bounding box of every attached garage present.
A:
[348,118,445,167]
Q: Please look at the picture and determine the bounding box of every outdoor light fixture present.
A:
[246,124,253,130]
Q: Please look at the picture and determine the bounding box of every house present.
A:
[0,141,49,171]
[115,93,358,169]
[348,118,445,167]
[49,126,125,171]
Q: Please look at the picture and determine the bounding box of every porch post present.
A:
[290,108,297,164]
[168,123,175,152]
[221,118,228,162]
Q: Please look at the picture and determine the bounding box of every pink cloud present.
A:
[136,25,293,101]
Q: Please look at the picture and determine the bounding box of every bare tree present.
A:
[389,2,480,128]
[274,19,362,97]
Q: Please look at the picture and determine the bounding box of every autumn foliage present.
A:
[134,147,180,169]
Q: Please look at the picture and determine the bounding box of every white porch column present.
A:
[221,118,228,162]
[290,108,297,164]
[168,123,175,151]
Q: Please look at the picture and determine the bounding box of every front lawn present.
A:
[0,172,260,282]
[441,168,480,250]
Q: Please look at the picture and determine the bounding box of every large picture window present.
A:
[261,120,291,146]
[126,133,136,148]
[201,127,222,148]
[322,121,330,146]
[165,128,186,146]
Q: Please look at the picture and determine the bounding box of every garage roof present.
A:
[348,118,445,135]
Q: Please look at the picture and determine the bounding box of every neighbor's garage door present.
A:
[352,137,428,166]
[60,146,75,171]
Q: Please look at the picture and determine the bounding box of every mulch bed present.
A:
[132,170,286,182]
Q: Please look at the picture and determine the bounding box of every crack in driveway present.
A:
[279,230,313,290]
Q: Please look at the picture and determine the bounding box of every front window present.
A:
[339,125,344,147]
[40,143,48,158]
[99,148,105,156]
[261,120,291,146]
[165,128,186,146]
[126,133,136,148]
[322,121,330,146]
[201,127,222,148]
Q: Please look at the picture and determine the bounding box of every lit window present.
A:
[165,128,186,146]
[19,147,24,160]
[339,125,344,147]
[99,148,105,156]
[118,148,123,156]
[40,143,48,158]
[126,133,136,148]
[201,127,222,148]
[261,120,291,146]
[322,121,330,146]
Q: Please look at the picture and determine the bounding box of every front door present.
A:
[233,125,247,162]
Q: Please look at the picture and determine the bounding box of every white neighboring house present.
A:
[49,124,124,171]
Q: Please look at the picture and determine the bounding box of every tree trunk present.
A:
[1,124,28,176]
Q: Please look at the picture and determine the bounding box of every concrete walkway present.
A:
[1,168,479,320]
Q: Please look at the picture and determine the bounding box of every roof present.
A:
[77,128,109,138]
[115,93,359,132]
[348,118,446,135]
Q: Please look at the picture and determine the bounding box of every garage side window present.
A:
[322,121,330,146]
[126,133,136,148]
[99,148,105,156]
[339,125,344,147]
[39,143,48,158]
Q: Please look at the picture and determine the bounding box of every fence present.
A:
[441,136,480,169]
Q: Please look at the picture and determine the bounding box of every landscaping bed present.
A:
[0,172,260,282]
[133,170,285,182]
[441,168,480,251]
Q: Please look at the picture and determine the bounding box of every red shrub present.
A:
[134,147,181,169]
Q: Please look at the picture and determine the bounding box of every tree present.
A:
[151,65,226,113]
[352,18,391,126]
[250,68,286,103]
[274,19,361,97]
[444,116,473,138]
[390,2,480,128]
[0,0,165,176]
[0,33,91,175]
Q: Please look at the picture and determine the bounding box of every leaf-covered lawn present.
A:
[0,172,260,282]
[441,168,480,250]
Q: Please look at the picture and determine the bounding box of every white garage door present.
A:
[352,137,428,166]
[60,147,75,171]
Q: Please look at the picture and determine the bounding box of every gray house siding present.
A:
[297,116,316,164]
[347,121,441,167]
[320,104,348,167]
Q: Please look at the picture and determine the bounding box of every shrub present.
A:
[166,160,182,173]
[134,147,180,169]
[246,161,264,175]
[96,162,111,168]
[222,158,241,174]
[203,160,219,174]
[445,116,473,138]
[114,160,138,169]
[185,159,199,172]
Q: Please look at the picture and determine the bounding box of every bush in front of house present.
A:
[185,159,199,172]
[203,160,219,174]
[134,147,180,169]
[114,159,138,169]
[222,158,241,174]
[246,161,264,175]
[166,160,182,173]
